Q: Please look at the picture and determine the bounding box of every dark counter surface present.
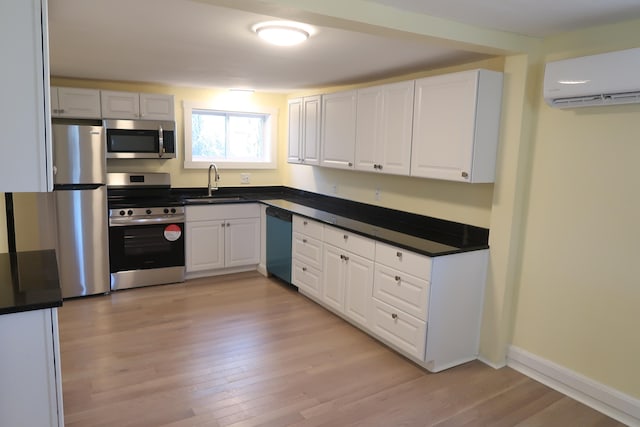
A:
[0,250,62,316]
[174,186,489,257]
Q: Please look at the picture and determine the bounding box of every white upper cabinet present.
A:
[50,87,101,118]
[0,0,52,192]
[321,90,357,169]
[355,80,414,176]
[101,91,139,119]
[411,69,503,183]
[288,95,321,165]
[101,91,175,121]
[140,93,176,120]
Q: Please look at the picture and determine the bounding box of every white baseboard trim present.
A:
[477,355,506,370]
[507,345,640,426]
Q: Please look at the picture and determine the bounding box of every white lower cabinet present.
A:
[370,298,427,360]
[0,308,64,427]
[321,229,375,329]
[292,215,488,372]
[186,204,260,276]
[292,216,325,299]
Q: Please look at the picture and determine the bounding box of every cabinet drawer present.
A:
[373,264,429,321]
[370,299,427,361]
[375,242,431,280]
[292,215,324,240]
[292,260,322,300]
[186,203,260,222]
[292,232,322,269]
[324,226,375,259]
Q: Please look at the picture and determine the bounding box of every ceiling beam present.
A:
[194,0,541,55]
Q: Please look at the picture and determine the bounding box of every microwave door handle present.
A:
[158,125,164,158]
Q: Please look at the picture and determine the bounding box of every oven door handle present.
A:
[109,216,185,226]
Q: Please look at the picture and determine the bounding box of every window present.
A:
[184,101,277,169]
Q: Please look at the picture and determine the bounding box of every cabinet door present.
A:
[55,87,101,118]
[101,90,140,119]
[292,259,322,299]
[287,98,302,163]
[322,244,345,312]
[321,90,357,169]
[0,309,63,427]
[186,220,224,272]
[354,86,382,172]
[292,232,322,270]
[302,95,321,165]
[140,93,174,120]
[0,0,52,192]
[343,253,374,329]
[379,80,414,175]
[225,217,260,267]
[411,71,478,182]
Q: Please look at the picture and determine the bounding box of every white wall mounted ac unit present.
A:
[543,47,640,108]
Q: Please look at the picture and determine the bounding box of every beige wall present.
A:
[51,78,289,188]
[0,194,7,253]
[510,19,640,398]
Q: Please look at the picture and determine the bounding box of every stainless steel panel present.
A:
[53,124,105,185]
[103,119,175,131]
[55,186,110,298]
[106,172,171,188]
[105,152,176,159]
[110,266,185,291]
[109,215,185,227]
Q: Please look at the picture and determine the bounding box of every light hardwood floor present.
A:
[58,272,624,427]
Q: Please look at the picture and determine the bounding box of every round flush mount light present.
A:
[252,21,312,46]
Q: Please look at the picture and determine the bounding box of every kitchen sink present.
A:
[183,195,244,204]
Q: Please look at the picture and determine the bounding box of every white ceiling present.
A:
[48,0,640,92]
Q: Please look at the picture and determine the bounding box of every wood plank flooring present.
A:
[58,272,624,427]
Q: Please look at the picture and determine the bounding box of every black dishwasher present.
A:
[266,206,292,284]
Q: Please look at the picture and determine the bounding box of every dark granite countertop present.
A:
[173,186,489,257]
[0,250,62,316]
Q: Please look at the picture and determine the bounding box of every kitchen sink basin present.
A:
[183,195,244,204]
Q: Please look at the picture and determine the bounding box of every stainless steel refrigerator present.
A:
[53,120,110,298]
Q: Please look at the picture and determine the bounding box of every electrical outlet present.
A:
[240,173,250,184]
[375,188,381,201]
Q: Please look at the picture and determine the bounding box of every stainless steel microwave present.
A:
[104,119,176,159]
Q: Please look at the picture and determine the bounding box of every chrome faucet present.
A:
[207,163,220,196]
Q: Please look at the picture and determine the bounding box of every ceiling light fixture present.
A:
[253,21,311,47]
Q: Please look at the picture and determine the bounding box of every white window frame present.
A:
[183,100,278,169]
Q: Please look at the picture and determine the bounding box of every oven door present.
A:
[109,221,185,290]
[109,222,184,272]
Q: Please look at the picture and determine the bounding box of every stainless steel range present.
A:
[107,172,185,291]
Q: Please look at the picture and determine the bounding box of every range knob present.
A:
[119,210,125,216]
[170,208,176,213]
[146,209,152,215]
[127,210,133,216]
[164,208,169,214]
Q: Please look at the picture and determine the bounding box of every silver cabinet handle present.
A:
[396,251,402,259]
[461,171,469,178]
[348,162,353,167]
[303,220,308,225]
[395,275,401,282]
[302,266,307,272]
[226,222,230,227]
[343,234,348,240]
[302,238,307,243]
[221,223,226,227]
[391,313,398,320]
[343,255,349,261]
